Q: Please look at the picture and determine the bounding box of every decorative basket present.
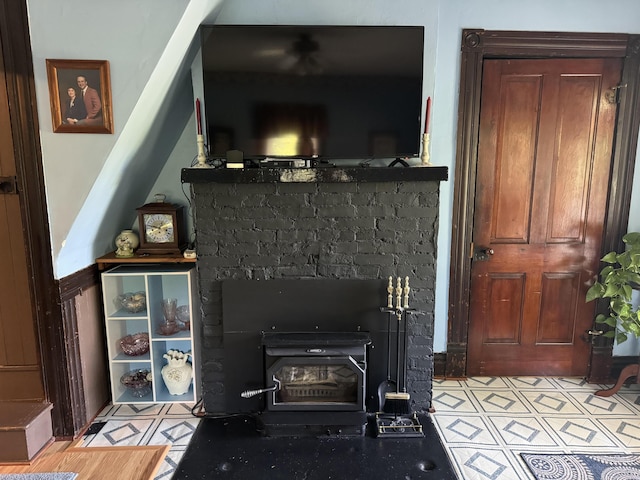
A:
[119,332,150,356]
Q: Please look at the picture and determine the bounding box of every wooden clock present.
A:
[136,196,186,255]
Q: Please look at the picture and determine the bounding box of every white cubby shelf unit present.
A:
[101,264,199,404]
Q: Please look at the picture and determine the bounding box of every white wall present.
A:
[26,0,640,354]
[27,0,224,277]
[28,0,189,259]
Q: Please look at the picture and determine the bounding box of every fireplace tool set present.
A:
[376,276,424,438]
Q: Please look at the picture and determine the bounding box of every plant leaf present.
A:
[623,231,640,245]
[586,283,605,302]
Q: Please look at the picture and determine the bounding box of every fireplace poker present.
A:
[377,277,398,411]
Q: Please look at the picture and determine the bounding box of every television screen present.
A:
[200,25,424,161]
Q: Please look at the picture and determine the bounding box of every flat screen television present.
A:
[200,25,424,162]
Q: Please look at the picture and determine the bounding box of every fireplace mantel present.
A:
[181,165,448,184]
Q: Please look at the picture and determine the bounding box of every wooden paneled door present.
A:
[0,10,44,400]
[467,58,622,376]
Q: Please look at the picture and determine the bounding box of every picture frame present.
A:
[45,59,114,134]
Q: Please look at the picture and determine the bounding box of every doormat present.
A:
[521,453,640,479]
[173,413,457,479]
[0,474,77,480]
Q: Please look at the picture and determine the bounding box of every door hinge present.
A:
[0,176,18,194]
[604,84,627,104]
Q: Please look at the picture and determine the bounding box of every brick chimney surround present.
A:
[181,165,448,415]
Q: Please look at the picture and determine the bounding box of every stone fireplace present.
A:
[181,166,448,421]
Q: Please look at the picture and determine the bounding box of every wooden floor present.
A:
[0,439,169,480]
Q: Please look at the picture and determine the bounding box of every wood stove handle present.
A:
[241,377,281,398]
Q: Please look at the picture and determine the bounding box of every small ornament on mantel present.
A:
[114,229,139,257]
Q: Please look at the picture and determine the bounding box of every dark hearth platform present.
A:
[173,413,456,479]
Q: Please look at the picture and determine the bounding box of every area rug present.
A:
[0,474,77,480]
[521,453,640,480]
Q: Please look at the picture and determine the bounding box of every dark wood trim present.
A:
[56,265,101,437]
[447,30,640,380]
[433,352,446,378]
[58,264,100,302]
[0,0,77,437]
[463,30,628,57]
[55,295,87,438]
[446,30,484,379]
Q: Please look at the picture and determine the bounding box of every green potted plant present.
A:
[586,231,640,344]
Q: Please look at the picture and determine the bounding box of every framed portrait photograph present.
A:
[45,59,114,134]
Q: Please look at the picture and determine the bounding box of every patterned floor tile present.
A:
[145,418,200,446]
[617,391,640,413]
[83,419,156,447]
[519,390,583,415]
[465,377,511,389]
[110,403,166,417]
[488,416,559,447]
[567,391,637,415]
[471,389,531,413]
[165,403,196,415]
[432,413,498,445]
[543,417,619,447]
[597,418,640,448]
[433,378,465,389]
[503,377,558,390]
[548,377,594,390]
[432,389,479,413]
[154,448,187,480]
[448,447,531,480]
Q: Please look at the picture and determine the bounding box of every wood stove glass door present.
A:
[267,356,365,411]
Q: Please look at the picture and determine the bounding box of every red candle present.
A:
[196,98,202,135]
[424,96,431,134]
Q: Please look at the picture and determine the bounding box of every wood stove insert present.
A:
[258,331,371,436]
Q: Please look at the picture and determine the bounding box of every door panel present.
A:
[482,273,525,343]
[0,18,43,398]
[467,58,621,376]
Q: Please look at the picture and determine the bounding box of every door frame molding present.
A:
[446,30,640,380]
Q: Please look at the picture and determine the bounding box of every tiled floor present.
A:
[80,403,201,479]
[78,377,640,480]
[432,377,640,480]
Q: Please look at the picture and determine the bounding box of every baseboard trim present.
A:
[434,352,446,378]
